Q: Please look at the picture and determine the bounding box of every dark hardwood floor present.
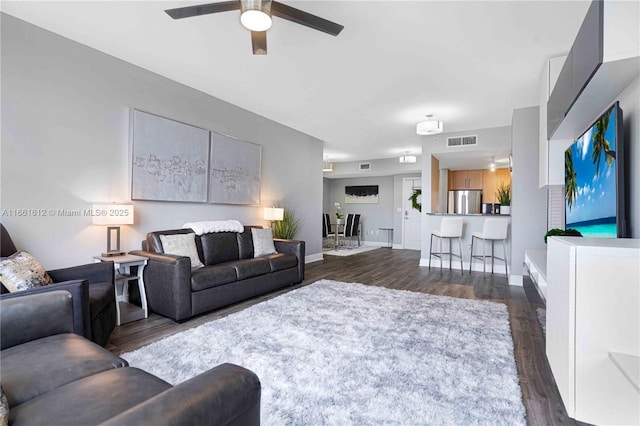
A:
[108,248,580,425]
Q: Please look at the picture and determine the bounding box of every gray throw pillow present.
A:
[159,233,204,269]
[0,251,53,292]
[251,228,277,257]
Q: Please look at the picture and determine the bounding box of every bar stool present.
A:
[470,218,509,275]
[428,217,464,273]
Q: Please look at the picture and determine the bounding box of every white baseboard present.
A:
[305,253,324,264]
[509,275,523,286]
[360,241,386,247]
[392,243,403,249]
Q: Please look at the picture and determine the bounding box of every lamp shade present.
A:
[399,155,417,163]
[92,204,134,225]
[263,207,284,221]
[416,117,444,135]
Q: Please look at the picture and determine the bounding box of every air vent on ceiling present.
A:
[359,163,371,171]
[447,135,478,147]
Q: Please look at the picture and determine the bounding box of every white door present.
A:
[402,178,422,250]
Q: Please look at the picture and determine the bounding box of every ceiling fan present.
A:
[165,0,344,55]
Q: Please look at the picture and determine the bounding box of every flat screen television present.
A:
[565,102,626,238]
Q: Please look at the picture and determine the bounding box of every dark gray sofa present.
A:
[131,226,304,322]
[1,291,261,426]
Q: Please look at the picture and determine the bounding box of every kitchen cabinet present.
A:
[449,170,483,190]
[482,169,511,203]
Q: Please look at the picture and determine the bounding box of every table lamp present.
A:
[93,204,134,257]
[263,207,284,230]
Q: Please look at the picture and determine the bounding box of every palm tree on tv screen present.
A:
[591,109,615,177]
[565,149,578,210]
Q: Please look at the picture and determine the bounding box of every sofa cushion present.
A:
[159,233,204,269]
[88,281,115,320]
[251,228,277,257]
[1,333,126,408]
[9,368,170,426]
[199,232,239,265]
[191,265,238,292]
[264,253,298,273]
[227,258,271,280]
[0,251,53,292]
[236,227,255,259]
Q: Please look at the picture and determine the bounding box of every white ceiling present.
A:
[2,1,590,166]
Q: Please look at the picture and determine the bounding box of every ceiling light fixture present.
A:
[490,157,496,172]
[399,152,417,164]
[416,115,444,135]
[323,161,334,172]
[240,0,273,32]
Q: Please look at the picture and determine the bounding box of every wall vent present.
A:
[447,135,478,147]
[359,163,371,171]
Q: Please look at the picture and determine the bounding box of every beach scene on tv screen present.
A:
[565,106,617,238]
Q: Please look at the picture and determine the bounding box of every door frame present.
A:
[401,177,422,249]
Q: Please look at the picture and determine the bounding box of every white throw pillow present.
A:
[159,233,204,269]
[0,251,54,292]
[251,228,277,257]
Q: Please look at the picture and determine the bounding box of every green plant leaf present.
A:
[272,207,301,240]
[409,189,422,212]
[496,182,511,206]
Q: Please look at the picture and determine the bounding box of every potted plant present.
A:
[334,202,344,224]
[544,228,582,244]
[273,207,301,239]
[496,182,511,215]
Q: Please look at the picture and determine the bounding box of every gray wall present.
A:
[511,106,547,278]
[326,176,394,244]
[1,14,323,268]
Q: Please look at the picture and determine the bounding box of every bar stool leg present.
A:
[428,234,433,270]
[439,236,443,271]
[458,237,464,274]
[503,239,509,276]
[482,238,486,275]
[448,238,452,270]
[469,236,474,273]
[491,240,495,273]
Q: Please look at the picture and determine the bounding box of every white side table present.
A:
[94,254,148,326]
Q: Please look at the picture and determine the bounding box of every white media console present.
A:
[546,237,639,425]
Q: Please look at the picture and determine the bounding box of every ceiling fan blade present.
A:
[251,31,268,55]
[271,1,343,36]
[165,1,240,19]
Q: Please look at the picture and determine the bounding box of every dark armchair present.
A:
[0,224,116,346]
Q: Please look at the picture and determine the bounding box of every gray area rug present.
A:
[537,307,546,335]
[122,280,525,425]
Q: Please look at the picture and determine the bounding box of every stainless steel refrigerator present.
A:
[447,190,483,214]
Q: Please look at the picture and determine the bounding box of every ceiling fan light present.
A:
[241,10,272,31]
[240,0,272,31]
[416,117,443,135]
